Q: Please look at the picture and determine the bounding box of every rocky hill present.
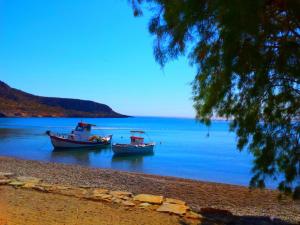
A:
[0,81,128,118]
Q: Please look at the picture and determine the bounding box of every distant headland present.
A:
[0,81,128,118]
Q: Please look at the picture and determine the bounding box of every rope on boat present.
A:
[145,132,153,143]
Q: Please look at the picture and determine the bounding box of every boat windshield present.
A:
[130,136,144,144]
[75,123,92,132]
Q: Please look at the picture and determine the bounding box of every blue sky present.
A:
[0,0,196,117]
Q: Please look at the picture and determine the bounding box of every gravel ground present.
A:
[0,156,299,223]
[0,186,181,225]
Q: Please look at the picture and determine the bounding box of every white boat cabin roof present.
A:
[130,130,145,134]
[129,130,146,142]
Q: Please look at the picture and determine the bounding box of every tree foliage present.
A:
[131,0,300,196]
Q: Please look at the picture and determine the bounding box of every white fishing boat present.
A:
[46,122,112,149]
[112,130,155,155]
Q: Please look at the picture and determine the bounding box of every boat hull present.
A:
[112,143,154,155]
[49,135,112,149]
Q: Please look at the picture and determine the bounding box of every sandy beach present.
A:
[0,156,299,224]
[0,185,181,225]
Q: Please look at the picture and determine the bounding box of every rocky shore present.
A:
[1,185,181,225]
[0,157,299,224]
[1,174,198,224]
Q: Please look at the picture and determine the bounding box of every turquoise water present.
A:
[0,117,264,187]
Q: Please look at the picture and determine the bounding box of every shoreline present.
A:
[0,156,257,190]
[0,156,299,223]
[5,155,258,190]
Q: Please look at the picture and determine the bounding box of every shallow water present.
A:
[0,117,274,187]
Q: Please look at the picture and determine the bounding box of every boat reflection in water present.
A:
[111,152,154,172]
[50,146,111,166]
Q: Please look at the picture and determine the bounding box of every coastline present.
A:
[0,156,299,223]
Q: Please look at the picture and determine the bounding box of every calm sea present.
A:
[0,117,275,188]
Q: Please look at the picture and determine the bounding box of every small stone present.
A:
[139,202,152,208]
[9,180,25,187]
[93,188,109,196]
[122,201,135,207]
[134,194,163,204]
[0,172,14,178]
[22,182,37,189]
[68,188,88,198]
[0,179,10,185]
[120,196,130,200]
[157,203,189,215]
[165,198,186,205]
[32,186,47,192]
[54,185,71,190]
[185,211,202,220]
[38,183,53,189]
[38,183,52,187]
[46,185,72,195]
[112,197,122,204]
[94,194,112,202]
[110,191,132,197]
[16,176,41,183]
[100,194,112,199]
[79,185,91,189]
[110,191,133,200]
[79,189,88,196]
[32,183,52,192]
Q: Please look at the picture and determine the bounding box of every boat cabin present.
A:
[129,130,146,145]
[130,136,144,145]
[71,122,95,141]
[75,122,93,132]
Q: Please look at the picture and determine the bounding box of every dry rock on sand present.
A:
[121,201,136,207]
[0,157,299,224]
[0,172,14,178]
[139,202,152,208]
[110,190,133,200]
[0,179,10,185]
[134,194,164,204]
[0,172,15,185]
[157,197,190,216]
[157,202,189,215]
[93,188,109,195]
[165,197,187,205]
[8,180,24,187]
[15,176,42,183]
[0,172,202,225]
[0,186,181,225]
